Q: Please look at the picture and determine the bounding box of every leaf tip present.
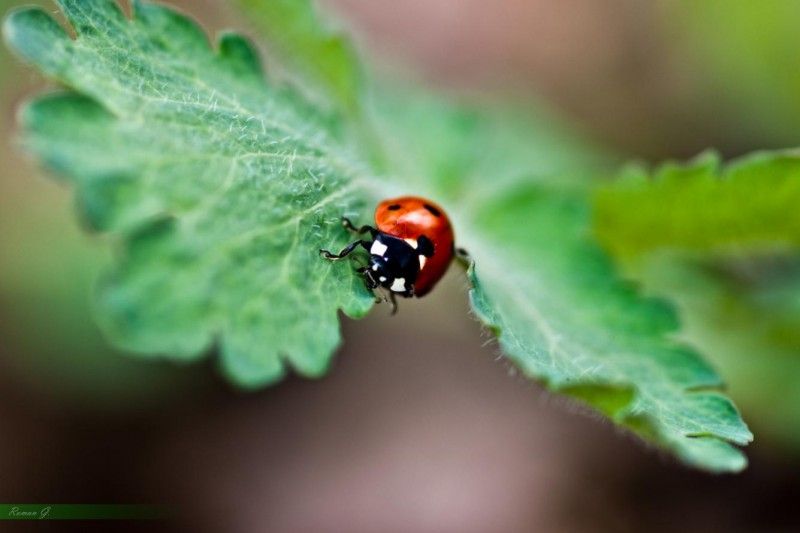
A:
[140,1,211,48]
[682,435,750,474]
[2,7,70,71]
[217,31,264,80]
[219,341,288,390]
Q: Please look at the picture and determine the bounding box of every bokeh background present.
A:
[1,1,799,531]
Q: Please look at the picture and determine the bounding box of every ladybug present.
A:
[320,196,463,313]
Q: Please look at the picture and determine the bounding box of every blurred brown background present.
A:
[1,1,799,531]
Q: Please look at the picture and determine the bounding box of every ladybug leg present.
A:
[369,284,390,305]
[319,239,371,260]
[342,217,377,237]
[362,267,380,290]
[455,246,472,266]
[388,291,398,315]
[365,284,388,306]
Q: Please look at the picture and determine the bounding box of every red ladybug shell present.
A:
[374,196,455,296]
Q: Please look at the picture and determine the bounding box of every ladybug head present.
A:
[364,232,434,297]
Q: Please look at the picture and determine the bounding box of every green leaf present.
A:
[594,150,800,260]
[5,0,751,471]
[631,254,800,449]
[662,0,800,141]
[367,94,752,472]
[236,0,362,115]
[594,149,800,449]
[3,0,374,387]
[0,0,45,87]
[466,186,751,472]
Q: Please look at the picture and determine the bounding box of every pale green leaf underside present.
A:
[3,0,374,386]
[663,0,800,139]
[370,96,752,472]
[594,150,800,260]
[465,187,751,472]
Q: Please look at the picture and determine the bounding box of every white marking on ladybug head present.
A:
[404,238,418,249]
[404,211,428,226]
[370,240,388,256]
[390,278,406,292]
[372,264,379,271]
[418,255,427,269]
[379,276,387,282]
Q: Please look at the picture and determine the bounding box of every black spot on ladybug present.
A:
[423,204,441,217]
[387,204,402,211]
[417,235,435,257]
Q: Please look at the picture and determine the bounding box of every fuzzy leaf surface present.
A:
[3,0,374,386]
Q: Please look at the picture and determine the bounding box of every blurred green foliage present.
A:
[595,152,800,259]
[599,1,800,449]
[664,0,800,144]
[237,0,362,115]
[595,154,800,450]
[636,255,800,449]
